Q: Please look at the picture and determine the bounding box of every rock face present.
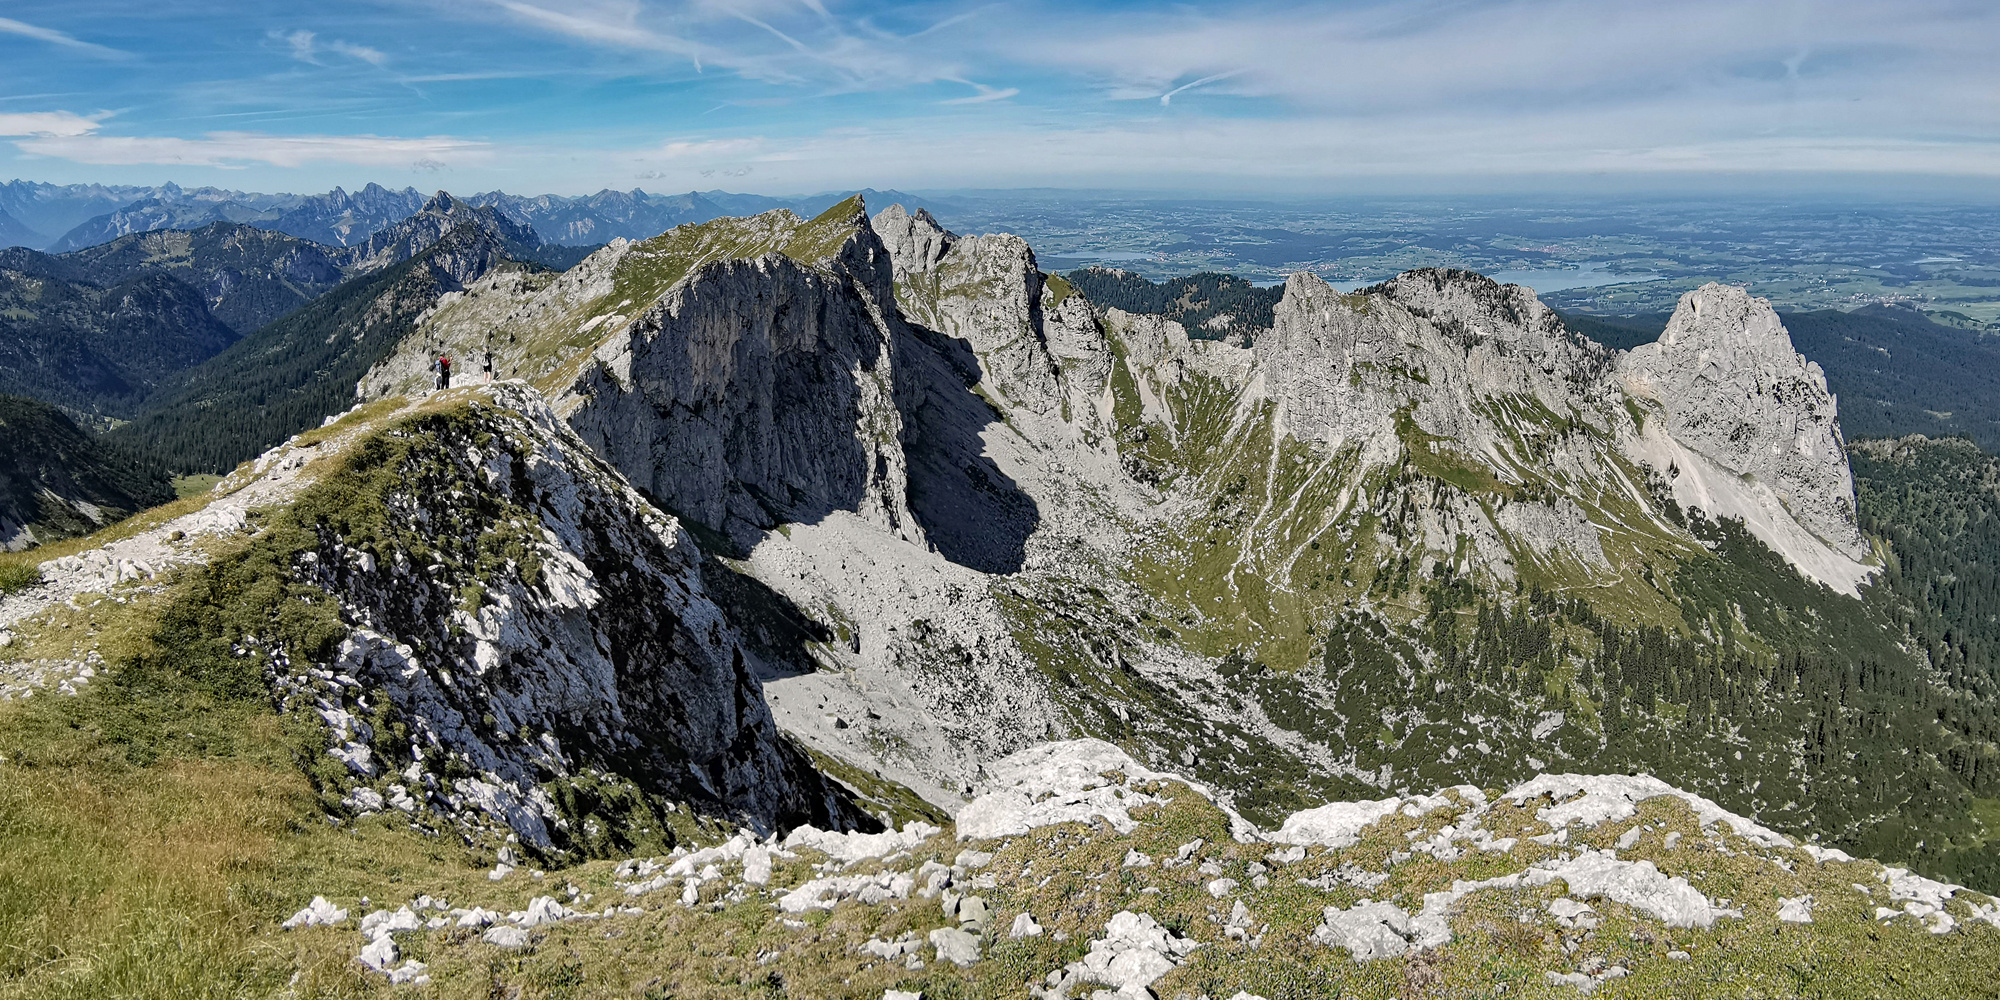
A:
[276,385,867,851]
[363,201,919,544]
[1619,283,1867,563]
[559,205,918,544]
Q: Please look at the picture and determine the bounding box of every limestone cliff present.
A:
[1618,283,1869,583]
[362,198,919,548]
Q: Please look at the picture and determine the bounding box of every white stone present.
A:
[1312,900,1412,960]
[1503,774,1792,848]
[482,925,532,949]
[282,896,349,929]
[929,926,981,966]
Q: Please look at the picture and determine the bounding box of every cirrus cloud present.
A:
[14,130,489,169]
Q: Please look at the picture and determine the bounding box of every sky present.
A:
[2,0,1998,197]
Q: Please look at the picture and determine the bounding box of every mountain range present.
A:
[0,177,950,254]
[0,194,1996,997]
[0,191,553,429]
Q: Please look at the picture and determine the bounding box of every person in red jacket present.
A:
[433,355,452,391]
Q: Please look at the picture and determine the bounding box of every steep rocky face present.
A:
[1619,284,1867,567]
[561,218,917,543]
[886,214,1070,416]
[363,199,920,547]
[2,386,869,854]
[872,204,956,285]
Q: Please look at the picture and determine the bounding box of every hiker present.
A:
[433,354,452,391]
[481,350,494,384]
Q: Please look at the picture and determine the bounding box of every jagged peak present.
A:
[1654,282,1802,362]
[871,202,957,283]
[420,190,459,214]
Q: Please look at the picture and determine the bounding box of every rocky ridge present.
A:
[267,739,2000,997]
[344,199,1904,848]
[1,383,872,856]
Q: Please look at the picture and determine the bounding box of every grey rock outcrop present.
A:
[560,204,919,545]
[278,385,867,851]
[1618,283,1866,560]
[872,204,955,286]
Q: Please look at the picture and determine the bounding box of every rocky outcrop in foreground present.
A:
[279,739,2000,997]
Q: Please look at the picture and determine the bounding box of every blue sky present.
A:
[2,0,1998,196]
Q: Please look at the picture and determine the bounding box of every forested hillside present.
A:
[0,394,170,552]
[0,253,237,423]
[1063,267,1283,341]
[110,225,537,474]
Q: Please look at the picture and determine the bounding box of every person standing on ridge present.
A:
[433,354,452,392]
[482,350,494,384]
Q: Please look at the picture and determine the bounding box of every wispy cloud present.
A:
[15,130,489,169]
[0,15,130,60]
[1157,71,1243,106]
[483,0,704,61]
[280,29,389,67]
[941,82,1017,106]
[645,137,762,160]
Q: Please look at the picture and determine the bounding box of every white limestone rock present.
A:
[1617,283,1870,591]
[282,896,350,929]
[1503,773,1793,848]
[1068,911,1199,995]
[928,926,981,967]
[784,822,942,866]
[1312,899,1413,960]
[955,739,1248,841]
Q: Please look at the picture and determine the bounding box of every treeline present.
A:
[1062,267,1282,342]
